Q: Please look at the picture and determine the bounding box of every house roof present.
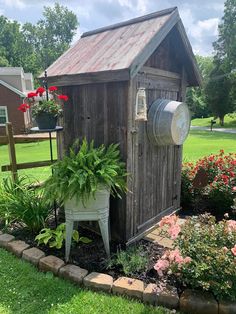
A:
[0,79,26,98]
[45,7,201,86]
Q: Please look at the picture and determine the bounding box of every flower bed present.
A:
[181,150,236,214]
[155,214,236,302]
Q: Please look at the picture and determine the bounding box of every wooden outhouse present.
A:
[45,7,201,243]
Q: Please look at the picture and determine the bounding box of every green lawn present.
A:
[183,130,236,162]
[0,249,171,314]
[0,140,57,182]
[191,113,236,128]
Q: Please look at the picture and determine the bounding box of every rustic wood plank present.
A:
[6,123,18,182]
[47,69,130,87]
[141,66,181,80]
[2,160,56,171]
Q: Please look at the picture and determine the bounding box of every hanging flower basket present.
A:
[18,86,68,130]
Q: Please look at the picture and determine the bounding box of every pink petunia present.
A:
[226,220,236,232]
[154,259,169,277]
[231,245,236,256]
[167,224,181,239]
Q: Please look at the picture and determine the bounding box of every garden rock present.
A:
[22,247,45,266]
[180,289,218,314]
[219,300,236,314]
[59,264,88,285]
[156,285,179,309]
[143,283,158,305]
[39,255,65,275]
[0,233,15,248]
[83,272,113,292]
[7,240,30,257]
[112,277,144,300]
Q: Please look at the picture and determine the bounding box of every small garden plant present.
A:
[43,139,128,204]
[107,245,148,276]
[181,150,236,212]
[0,176,50,233]
[35,223,91,249]
[155,214,236,301]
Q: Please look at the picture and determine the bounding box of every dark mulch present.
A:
[5,219,178,289]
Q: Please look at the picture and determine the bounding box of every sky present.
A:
[0,0,225,56]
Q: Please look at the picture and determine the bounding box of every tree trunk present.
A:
[219,116,224,126]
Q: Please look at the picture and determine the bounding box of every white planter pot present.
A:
[64,187,110,262]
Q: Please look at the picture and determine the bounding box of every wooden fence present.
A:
[0,123,56,182]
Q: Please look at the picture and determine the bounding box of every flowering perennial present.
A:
[154,213,236,301]
[181,150,236,211]
[18,86,68,118]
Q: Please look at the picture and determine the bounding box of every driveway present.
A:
[191,126,236,134]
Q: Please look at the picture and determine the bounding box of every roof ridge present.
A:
[81,7,177,38]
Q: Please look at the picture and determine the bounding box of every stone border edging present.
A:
[0,232,235,314]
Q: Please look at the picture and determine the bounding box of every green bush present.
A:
[0,176,50,233]
[107,245,148,276]
[155,214,236,301]
[43,139,128,205]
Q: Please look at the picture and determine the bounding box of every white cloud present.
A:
[1,0,26,9]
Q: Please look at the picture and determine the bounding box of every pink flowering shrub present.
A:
[181,150,236,211]
[155,214,236,301]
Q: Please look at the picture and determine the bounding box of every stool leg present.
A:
[98,217,110,257]
[65,220,74,262]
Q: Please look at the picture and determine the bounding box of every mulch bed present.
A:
[3,217,179,290]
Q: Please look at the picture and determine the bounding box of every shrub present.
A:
[0,176,50,233]
[107,245,148,276]
[35,223,91,249]
[181,150,236,211]
[155,214,236,301]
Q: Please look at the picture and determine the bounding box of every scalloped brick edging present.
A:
[0,232,236,314]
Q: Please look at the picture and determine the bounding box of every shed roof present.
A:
[45,7,201,86]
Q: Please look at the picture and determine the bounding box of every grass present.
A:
[0,249,171,314]
[183,130,236,162]
[0,140,57,182]
[191,113,236,128]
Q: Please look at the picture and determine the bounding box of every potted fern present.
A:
[43,139,127,260]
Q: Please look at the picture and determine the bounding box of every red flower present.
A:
[48,86,58,92]
[27,92,37,98]
[36,87,45,95]
[18,103,30,113]
[57,95,68,101]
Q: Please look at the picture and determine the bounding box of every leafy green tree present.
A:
[0,3,78,76]
[186,55,213,118]
[205,66,233,125]
[23,2,78,72]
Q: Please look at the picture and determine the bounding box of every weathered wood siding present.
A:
[61,82,129,240]
[126,67,185,243]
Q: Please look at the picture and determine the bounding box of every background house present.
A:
[0,67,34,135]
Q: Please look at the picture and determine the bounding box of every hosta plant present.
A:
[43,139,128,205]
[155,214,236,301]
[35,223,91,249]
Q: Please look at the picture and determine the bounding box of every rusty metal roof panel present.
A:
[46,8,176,78]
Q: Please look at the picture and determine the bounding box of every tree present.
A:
[200,0,236,125]
[23,3,78,72]
[0,3,78,76]
[205,66,233,125]
[186,55,213,118]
